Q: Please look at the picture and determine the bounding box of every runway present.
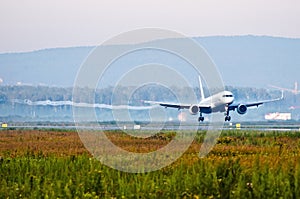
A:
[3,121,300,132]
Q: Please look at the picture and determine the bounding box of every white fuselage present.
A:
[199,91,234,113]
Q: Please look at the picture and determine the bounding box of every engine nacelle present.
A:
[237,104,247,115]
[189,105,199,115]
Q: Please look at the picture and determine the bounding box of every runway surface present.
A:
[3,121,300,132]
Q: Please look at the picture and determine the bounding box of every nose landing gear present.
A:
[225,106,231,121]
[225,115,231,121]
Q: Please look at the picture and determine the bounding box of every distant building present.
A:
[265,112,291,121]
[1,123,8,128]
[133,125,141,130]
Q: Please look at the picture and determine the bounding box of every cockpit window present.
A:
[223,95,233,97]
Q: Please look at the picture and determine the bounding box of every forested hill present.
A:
[0,36,299,88]
[0,85,284,104]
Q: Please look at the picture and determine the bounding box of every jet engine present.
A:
[189,105,199,115]
[237,104,247,115]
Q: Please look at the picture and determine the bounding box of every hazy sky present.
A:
[1,0,299,53]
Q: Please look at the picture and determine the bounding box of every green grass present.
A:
[1,154,300,198]
[1,129,300,198]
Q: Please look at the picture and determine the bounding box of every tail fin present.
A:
[199,76,205,101]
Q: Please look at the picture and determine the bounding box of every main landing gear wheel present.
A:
[198,113,204,122]
[198,116,204,122]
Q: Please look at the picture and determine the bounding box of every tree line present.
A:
[0,85,291,106]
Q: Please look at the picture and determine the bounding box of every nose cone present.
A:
[222,91,234,104]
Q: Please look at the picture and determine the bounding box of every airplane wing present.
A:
[143,100,211,110]
[269,85,294,92]
[143,100,191,109]
[228,92,284,111]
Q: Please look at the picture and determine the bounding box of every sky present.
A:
[0,0,300,53]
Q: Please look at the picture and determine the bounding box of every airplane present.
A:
[144,77,283,122]
[269,81,299,95]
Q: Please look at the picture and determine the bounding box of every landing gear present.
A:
[198,112,204,122]
[224,105,231,122]
[225,115,231,121]
[198,116,204,122]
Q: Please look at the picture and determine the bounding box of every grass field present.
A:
[1,129,300,198]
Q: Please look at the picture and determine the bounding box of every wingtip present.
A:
[281,90,284,100]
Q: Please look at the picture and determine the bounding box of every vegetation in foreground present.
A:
[1,129,300,198]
